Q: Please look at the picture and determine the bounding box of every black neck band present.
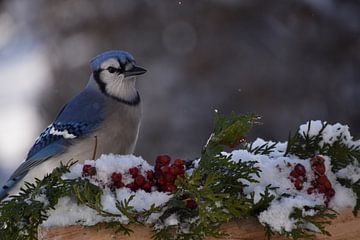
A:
[93,70,140,106]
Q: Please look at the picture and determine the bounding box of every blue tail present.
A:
[0,176,24,201]
[0,185,9,201]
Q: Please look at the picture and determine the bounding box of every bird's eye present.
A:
[107,67,117,73]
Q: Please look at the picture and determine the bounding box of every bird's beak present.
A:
[124,65,147,77]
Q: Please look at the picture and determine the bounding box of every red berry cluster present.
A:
[125,167,153,192]
[288,156,336,207]
[82,164,97,177]
[154,155,185,193]
[111,172,124,189]
[307,156,335,206]
[289,163,307,190]
[81,155,186,193]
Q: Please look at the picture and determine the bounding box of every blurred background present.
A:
[0,0,359,184]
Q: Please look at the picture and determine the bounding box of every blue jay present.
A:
[0,50,146,200]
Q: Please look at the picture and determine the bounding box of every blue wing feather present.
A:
[26,121,96,160]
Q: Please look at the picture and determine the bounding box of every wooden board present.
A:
[38,208,359,240]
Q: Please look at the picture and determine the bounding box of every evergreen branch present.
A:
[264,224,276,240]
[0,162,75,240]
[151,112,268,239]
[286,206,337,239]
[0,162,137,239]
[247,142,277,155]
[284,121,360,216]
[250,185,276,215]
[284,121,328,158]
[152,225,176,240]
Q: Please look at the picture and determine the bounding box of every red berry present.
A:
[165,173,175,183]
[307,187,315,194]
[289,170,299,179]
[184,198,197,209]
[178,172,185,178]
[170,166,179,175]
[82,165,96,176]
[310,156,325,166]
[176,167,185,178]
[164,183,177,192]
[294,164,306,176]
[155,165,162,174]
[174,159,185,167]
[158,176,166,186]
[135,175,145,186]
[294,179,303,190]
[114,181,124,188]
[83,164,91,173]
[111,172,122,183]
[146,170,154,180]
[317,184,326,193]
[326,188,336,198]
[176,165,185,173]
[317,176,332,189]
[129,167,139,178]
[177,167,185,175]
[161,166,170,174]
[142,181,152,192]
[156,155,171,166]
[313,164,326,176]
[311,156,326,176]
[126,182,139,191]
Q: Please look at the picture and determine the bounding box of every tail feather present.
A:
[0,185,9,201]
[0,176,24,201]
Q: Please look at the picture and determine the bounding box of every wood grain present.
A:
[38,208,358,240]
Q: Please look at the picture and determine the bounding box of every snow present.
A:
[336,164,360,184]
[330,183,357,210]
[164,213,179,226]
[63,154,154,185]
[42,197,106,227]
[258,196,322,232]
[40,121,359,234]
[299,120,360,147]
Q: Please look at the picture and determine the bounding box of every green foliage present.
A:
[247,141,277,155]
[250,185,276,215]
[285,121,360,215]
[0,162,78,240]
[152,112,274,239]
[246,121,360,239]
[0,163,153,239]
[208,112,256,149]
[285,121,360,172]
[264,224,276,240]
[287,206,337,239]
[263,206,337,240]
[284,122,328,158]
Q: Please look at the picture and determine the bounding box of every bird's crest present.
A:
[90,50,135,71]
